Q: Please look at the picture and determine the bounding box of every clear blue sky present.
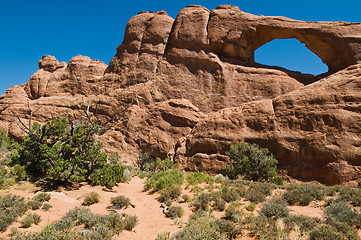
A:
[0,0,360,95]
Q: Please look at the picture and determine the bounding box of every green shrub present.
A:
[244,215,277,239]
[110,195,133,209]
[283,183,325,206]
[10,117,111,184]
[42,203,52,211]
[158,185,181,203]
[270,177,284,185]
[83,192,100,206]
[50,217,74,231]
[211,196,226,211]
[10,164,27,181]
[244,189,266,203]
[214,174,227,183]
[122,168,133,182]
[137,151,173,172]
[225,202,243,222]
[186,172,213,185]
[172,211,240,240]
[155,232,171,240]
[0,128,12,151]
[223,142,278,181]
[144,169,184,191]
[324,201,358,226]
[27,200,42,210]
[15,207,139,239]
[20,213,41,228]
[165,206,184,219]
[33,192,51,202]
[0,194,27,232]
[123,215,138,230]
[181,194,191,203]
[309,224,344,240]
[284,215,321,233]
[190,185,202,193]
[260,199,289,219]
[249,181,275,196]
[246,202,256,212]
[0,164,25,188]
[219,186,241,202]
[89,163,125,189]
[326,218,360,240]
[194,192,210,212]
[337,187,361,207]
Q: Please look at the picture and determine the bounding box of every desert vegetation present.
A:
[1,120,361,240]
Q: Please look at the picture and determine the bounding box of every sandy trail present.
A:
[0,177,190,240]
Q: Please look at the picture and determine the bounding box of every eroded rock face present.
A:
[176,64,361,184]
[0,5,360,184]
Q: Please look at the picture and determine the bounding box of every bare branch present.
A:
[16,116,32,135]
[82,100,93,124]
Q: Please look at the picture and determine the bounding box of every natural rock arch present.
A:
[251,25,352,73]
[254,38,328,75]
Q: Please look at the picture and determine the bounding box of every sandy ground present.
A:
[0,177,193,240]
[0,177,327,240]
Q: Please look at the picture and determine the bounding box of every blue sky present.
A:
[0,0,360,95]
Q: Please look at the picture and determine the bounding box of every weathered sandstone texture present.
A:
[0,5,360,184]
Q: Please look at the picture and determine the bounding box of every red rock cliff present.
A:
[0,5,360,184]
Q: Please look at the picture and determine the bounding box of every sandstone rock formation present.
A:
[0,5,360,184]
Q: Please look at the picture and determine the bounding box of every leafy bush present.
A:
[219,186,241,202]
[110,195,133,209]
[244,189,266,203]
[27,200,42,210]
[10,117,124,188]
[249,181,275,196]
[225,202,243,222]
[284,215,321,233]
[165,206,184,219]
[0,128,12,152]
[137,151,173,172]
[186,172,213,185]
[309,224,344,240]
[21,213,41,228]
[283,183,325,206]
[122,168,133,182]
[223,142,278,181]
[172,211,240,240]
[181,194,191,203]
[337,187,361,207]
[0,164,26,188]
[13,207,138,240]
[10,164,27,181]
[270,177,284,185]
[0,194,28,232]
[324,201,358,226]
[260,199,289,219]
[210,192,226,211]
[33,192,51,202]
[82,192,100,206]
[123,215,138,230]
[244,215,282,240]
[158,185,181,203]
[246,202,256,212]
[155,232,171,240]
[42,203,52,211]
[144,169,184,191]
[89,163,124,189]
[193,192,210,212]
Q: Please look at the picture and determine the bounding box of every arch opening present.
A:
[254,39,328,76]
